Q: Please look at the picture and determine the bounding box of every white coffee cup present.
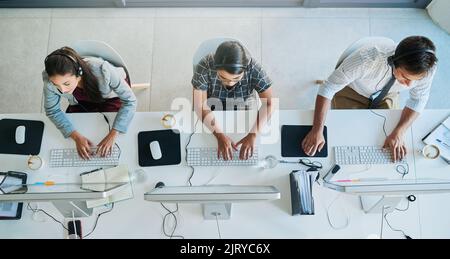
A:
[27,155,44,170]
[420,144,440,160]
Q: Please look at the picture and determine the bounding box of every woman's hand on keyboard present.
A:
[215,133,238,161]
[97,129,118,157]
[384,132,407,162]
[70,131,95,160]
[237,133,256,160]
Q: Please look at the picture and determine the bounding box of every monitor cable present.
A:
[160,203,184,239]
[26,203,69,231]
[214,212,222,239]
[26,202,114,238]
[380,196,415,239]
[83,203,115,238]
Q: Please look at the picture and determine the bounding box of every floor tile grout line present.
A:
[40,8,53,114]
[149,15,156,112]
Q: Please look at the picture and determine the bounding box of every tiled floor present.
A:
[0,7,449,113]
[0,7,449,238]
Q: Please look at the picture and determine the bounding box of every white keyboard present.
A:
[187,147,259,166]
[334,146,406,165]
[49,147,120,167]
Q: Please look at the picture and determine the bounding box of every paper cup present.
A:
[27,155,44,170]
[420,145,440,160]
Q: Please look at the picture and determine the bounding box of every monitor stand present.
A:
[52,201,93,218]
[360,195,403,214]
[202,203,231,220]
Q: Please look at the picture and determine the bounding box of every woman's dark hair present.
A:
[393,36,437,75]
[45,46,103,103]
[213,41,251,75]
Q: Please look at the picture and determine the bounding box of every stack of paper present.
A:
[423,116,450,164]
[290,170,315,215]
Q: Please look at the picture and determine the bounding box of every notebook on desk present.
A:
[80,165,133,208]
[422,116,450,164]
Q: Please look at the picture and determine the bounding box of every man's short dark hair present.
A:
[394,36,437,75]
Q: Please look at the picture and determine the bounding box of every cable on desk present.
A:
[326,194,350,230]
[396,163,409,179]
[160,203,184,239]
[185,118,200,186]
[370,110,410,179]
[214,213,222,239]
[381,198,413,239]
[370,110,388,137]
[83,203,115,238]
[26,203,69,231]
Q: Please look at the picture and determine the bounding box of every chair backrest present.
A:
[192,37,239,71]
[336,37,395,68]
[71,40,130,82]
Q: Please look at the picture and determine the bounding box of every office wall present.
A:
[427,0,450,34]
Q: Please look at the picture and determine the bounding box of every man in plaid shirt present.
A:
[192,41,274,161]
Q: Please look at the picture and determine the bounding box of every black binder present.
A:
[289,170,315,216]
[281,125,328,158]
[0,119,44,155]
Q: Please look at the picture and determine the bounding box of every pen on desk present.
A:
[32,181,55,186]
[334,178,388,183]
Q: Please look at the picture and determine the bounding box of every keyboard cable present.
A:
[369,110,409,178]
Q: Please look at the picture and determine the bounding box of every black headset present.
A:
[45,49,83,77]
[214,58,252,70]
[387,48,436,67]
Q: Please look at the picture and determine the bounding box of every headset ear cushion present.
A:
[387,56,395,67]
[78,67,83,76]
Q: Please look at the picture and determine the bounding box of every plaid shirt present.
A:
[192,54,272,110]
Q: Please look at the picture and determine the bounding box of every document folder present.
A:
[290,170,315,215]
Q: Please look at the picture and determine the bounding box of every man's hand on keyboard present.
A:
[302,128,326,157]
[236,133,256,160]
[70,131,95,160]
[216,133,238,160]
[97,129,118,157]
[383,132,407,162]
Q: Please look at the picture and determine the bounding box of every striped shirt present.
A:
[318,41,436,112]
[192,54,272,110]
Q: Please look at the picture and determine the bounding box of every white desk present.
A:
[0,110,446,239]
[411,110,450,238]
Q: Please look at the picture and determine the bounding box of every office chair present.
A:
[315,37,395,85]
[192,37,260,110]
[71,40,150,90]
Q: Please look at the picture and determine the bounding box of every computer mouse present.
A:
[15,125,26,144]
[149,140,162,160]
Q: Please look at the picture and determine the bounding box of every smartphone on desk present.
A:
[67,220,82,239]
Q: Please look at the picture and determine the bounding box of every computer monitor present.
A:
[144,183,280,220]
[323,165,450,213]
[0,183,130,217]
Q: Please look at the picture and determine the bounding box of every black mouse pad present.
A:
[0,119,44,155]
[138,129,181,167]
[281,125,328,158]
